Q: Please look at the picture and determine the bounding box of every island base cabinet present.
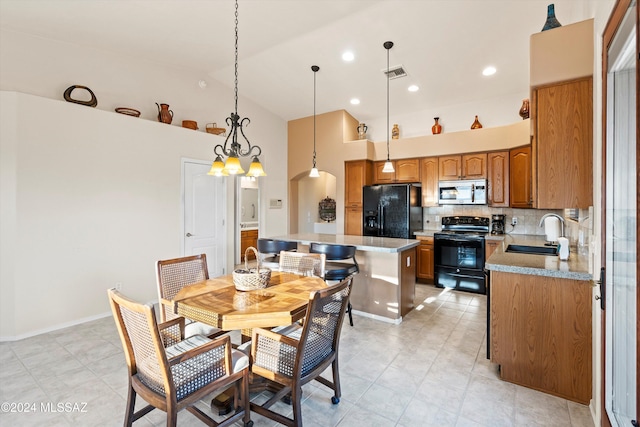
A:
[350,247,416,320]
[489,271,591,404]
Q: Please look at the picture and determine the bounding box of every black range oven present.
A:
[434,216,489,294]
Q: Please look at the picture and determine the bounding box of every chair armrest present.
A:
[158,317,185,347]
[167,335,233,370]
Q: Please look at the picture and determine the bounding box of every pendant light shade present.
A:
[309,65,320,178]
[208,0,266,177]
[383,41,395,174]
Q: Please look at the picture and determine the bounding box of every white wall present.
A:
[0,30,288,339]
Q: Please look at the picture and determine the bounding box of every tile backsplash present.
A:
[422,205,592,247]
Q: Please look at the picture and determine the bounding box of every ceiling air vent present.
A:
[382,64,407,80]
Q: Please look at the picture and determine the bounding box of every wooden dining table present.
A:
[171,270,327,341]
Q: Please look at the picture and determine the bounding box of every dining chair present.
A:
[309,243,359,326]
[156,254,225,339]
[257,238,298,269]
[249,277,353,427]
[107,288,253,427]
[278,251,325,278]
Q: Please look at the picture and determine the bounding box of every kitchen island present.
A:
[268,233,419,323]
[485,235,592,404]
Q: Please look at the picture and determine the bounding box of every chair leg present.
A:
[124,386,137,427]
[331,359,342,402]
[291,385,303,427]
[347,302,353,326]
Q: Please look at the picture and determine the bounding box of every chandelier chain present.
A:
[234,0,239,114]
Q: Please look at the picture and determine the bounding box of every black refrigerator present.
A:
[363,184,422,238]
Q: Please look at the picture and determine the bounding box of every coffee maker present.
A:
[491,214,506,235]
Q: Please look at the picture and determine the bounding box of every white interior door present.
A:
[183,160,226,277]
[604,4,637,426]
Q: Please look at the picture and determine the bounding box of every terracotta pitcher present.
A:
[156,103,173,124]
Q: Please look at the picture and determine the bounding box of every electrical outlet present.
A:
[511,217,518,226]
[115,282,122,291]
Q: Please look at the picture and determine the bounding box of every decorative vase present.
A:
[541,4,562,31]
[431,117,442,135]
[392,124,400,139]
[357,123,368,140]
[470,115,483,130]
[156,103,174,124]
[519,99,530,120]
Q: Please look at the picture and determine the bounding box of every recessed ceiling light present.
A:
[482,66,497,76]
[342,51,355,62]
[408,85,419,92]
[350,98,360,105]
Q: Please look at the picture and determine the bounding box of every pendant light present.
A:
[382,41,395,174]
[208,0,266,177]
[309,65,320,178]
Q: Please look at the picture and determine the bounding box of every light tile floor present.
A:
[0,284,594,426]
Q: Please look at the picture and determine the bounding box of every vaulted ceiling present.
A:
[0,0,592,123]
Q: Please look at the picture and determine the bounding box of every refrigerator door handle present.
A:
[378,203,384,234]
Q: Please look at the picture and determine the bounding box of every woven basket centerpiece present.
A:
[233,247,271,291]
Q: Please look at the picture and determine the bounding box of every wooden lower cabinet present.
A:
[490,270,592,404]
[485,240,500,261]
[416,236,434,282]
[345,207,362,235]
[240,229,258,261]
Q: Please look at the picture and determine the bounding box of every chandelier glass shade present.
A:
[208,0,266,177]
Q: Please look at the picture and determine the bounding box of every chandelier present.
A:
[208,0,266,177]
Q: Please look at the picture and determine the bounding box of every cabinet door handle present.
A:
[186,232,194,237]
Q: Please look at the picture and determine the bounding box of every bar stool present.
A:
[309,243,358,326]
[257,238,298,269]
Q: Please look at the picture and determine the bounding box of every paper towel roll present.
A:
[544,216,560,242]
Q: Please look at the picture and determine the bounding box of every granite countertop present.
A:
[485,234,592,281]
[268,233,419,253]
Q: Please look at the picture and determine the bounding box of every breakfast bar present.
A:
[268,233,420,323]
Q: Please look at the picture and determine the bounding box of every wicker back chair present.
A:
[249,277,353,427]
[107,288,252,427]
[278,251,325,278]
[156,254,224,339]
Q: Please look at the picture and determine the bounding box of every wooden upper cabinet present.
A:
[439,153,487,180]
[461,153,487,179]
[487,151,509,207]
[420,157,439,207]
[534,77,593,208]
[373,161,395,184]
[373,158,420,184]
[438,156,461,180]
[510,145,532,208]
[395,159,420,182]
[345,160,373,207]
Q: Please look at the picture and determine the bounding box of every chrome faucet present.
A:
[539,213,565,237]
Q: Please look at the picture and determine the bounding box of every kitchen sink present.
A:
[505,244,558,255]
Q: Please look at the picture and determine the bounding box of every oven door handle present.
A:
[437,238,483,244]
[447,271,484,280]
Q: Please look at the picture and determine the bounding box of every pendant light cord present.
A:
[313,66,317,167]
[311,65,319,169]
[386,45,390,162]
[384,41,393,163]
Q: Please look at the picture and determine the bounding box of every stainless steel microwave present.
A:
[438,179,487,205]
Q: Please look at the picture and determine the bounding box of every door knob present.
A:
[186,233,194,237]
